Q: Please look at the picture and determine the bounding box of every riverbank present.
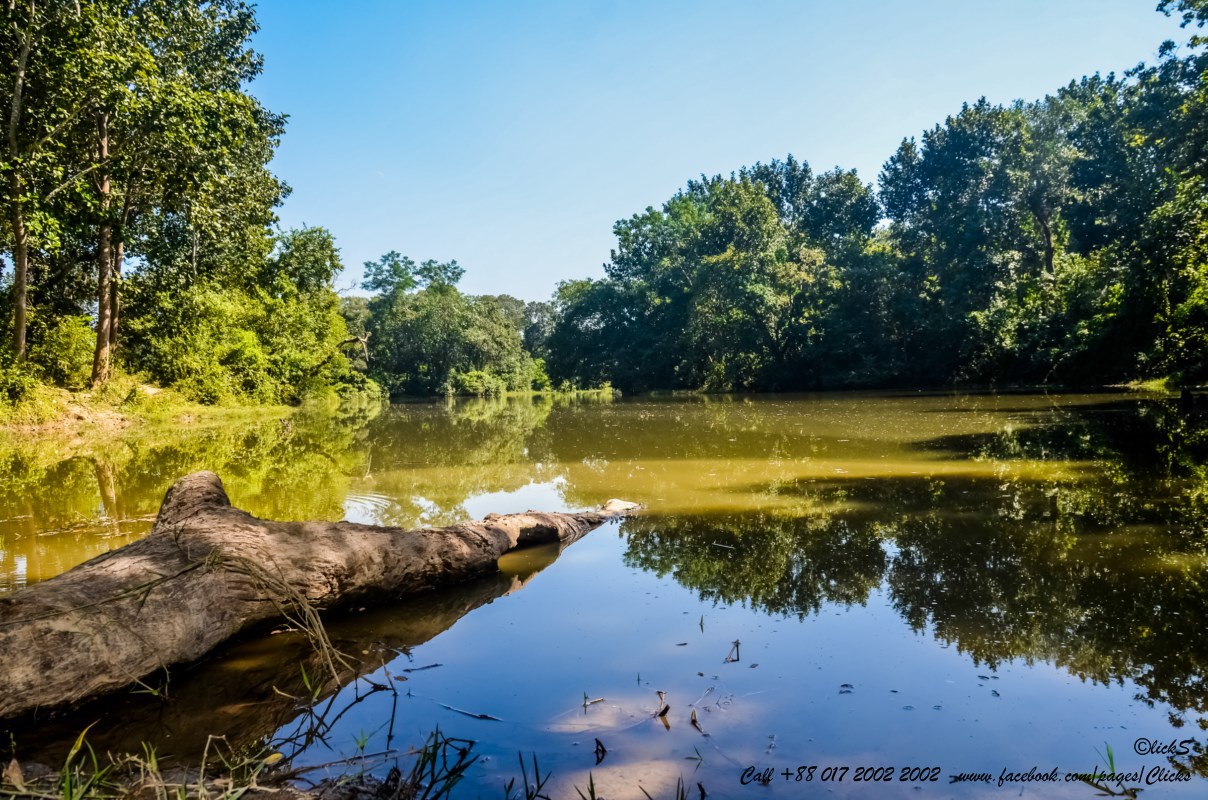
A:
[0,373,385,436]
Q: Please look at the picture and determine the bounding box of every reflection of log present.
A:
[0,471,637,719]
[6,563,547,763]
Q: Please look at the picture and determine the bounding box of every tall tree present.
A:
[1,0,94,359]
[79,0,281,385]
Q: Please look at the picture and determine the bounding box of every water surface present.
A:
[3,393,1207,798]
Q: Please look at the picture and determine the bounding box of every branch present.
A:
[308,333,371,378]
[339,331,372,362]
[28,97,95,153]
[43,157,110,201]
[6,3,33,159]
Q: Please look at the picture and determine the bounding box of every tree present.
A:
[121,226,356,404]
[262,225,343,295]
[522,300,556,359]
[1,0,95,358]
[549,158,887,392]
[361,256,536,396]
[478,294,526,338]
[80,0,283,385]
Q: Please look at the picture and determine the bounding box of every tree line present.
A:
[0,0,370,406]
[4,1,1208,407]
[545,0,1208,392]
[0,0,563,406]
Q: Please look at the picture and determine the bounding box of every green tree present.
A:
[549,158,887,392]
[362,256,536,396]
[79,0,283,385]
[121,226,356,404]
[1,0,95,358]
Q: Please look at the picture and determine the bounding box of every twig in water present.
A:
[437,702,502,721]
[582,692,605,713]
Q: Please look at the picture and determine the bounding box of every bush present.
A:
[530,357,552,391]
[451,369,507,397]
[28,315,95,390]
[0,360,39,405]
[173,362,237,405]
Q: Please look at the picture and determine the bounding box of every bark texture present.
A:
[0,471,637,719]
[91,111,113,386]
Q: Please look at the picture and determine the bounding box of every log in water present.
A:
[0,470,637,718]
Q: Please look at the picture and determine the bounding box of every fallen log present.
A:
[6,564,550,763]
[0,471,638,719]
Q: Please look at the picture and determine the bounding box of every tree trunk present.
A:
[91,112,112,386]
[7,178,29,359]
[6,16,31,359]
[108,239,123,351]
[0,471,637,720]
[8,561,550,764]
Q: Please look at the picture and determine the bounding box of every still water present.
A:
[2,392,1207,798]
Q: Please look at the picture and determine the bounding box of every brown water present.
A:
[3,392,1208,798]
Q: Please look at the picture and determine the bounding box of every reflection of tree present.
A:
[10,393,1208,776]
[615,398,1208,777]
[623,511,887,618]
[354,397,559,526]
[0,405,381,589]
[875,470,1208,777]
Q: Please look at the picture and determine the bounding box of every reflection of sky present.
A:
[342,480,575,527]
[340,492,395,526]
[280,529,1204,799]
[461,478,573,519]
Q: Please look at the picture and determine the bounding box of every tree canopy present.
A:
[6,1,1208,405]
[1,1,366,406]
[545,2,1208,392]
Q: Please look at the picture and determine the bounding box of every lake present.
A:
[2,392,1207,798]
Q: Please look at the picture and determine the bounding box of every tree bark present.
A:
[6,13,32,359]
[91,111,112,386]
[8,563,548,764]
[7,176,29,359]
[107,238,122,351]
[0,471,637,720]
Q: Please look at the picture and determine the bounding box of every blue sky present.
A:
[250,1,1187,301]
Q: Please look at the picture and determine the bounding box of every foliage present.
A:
[547,160,889,392]
[121,227,361,405]
[452,368,508,397]
[27,314,93,390]
[0,357,38,406]
[0,1,365,412]
[8,0,1208,410]
[544,5,1208,391]
[357,256,545,397]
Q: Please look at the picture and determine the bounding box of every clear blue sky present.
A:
[250,1,1187,301]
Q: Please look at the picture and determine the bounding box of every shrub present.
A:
[0,360,39,405]
[530,358,552,391]
[28,315,95,390]
[452,369,507,397]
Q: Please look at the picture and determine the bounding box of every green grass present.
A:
[0,366,387,432]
